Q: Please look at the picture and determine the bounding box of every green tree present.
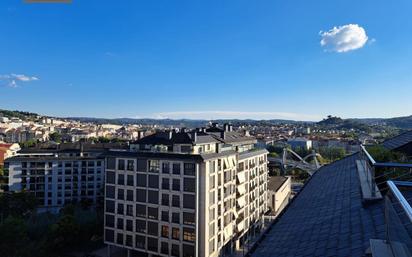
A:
[0,216,31,257]
[49,132,62,143]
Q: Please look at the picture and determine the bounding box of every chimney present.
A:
[224,123,232,132]
[220,131,226,140]
[191,131,197,142]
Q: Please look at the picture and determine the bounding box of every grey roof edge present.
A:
[238,149,268,160]
[381,130,412,150]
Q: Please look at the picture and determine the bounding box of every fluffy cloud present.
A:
[150,111,322,121]
[0,73,39,87]
[320,24,369,53]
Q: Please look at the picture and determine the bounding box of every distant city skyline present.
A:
[1,0,412,120]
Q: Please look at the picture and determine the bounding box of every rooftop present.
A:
[252,154,386,257]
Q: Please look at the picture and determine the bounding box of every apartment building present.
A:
[104,123,268,257]
[3,143,123,213]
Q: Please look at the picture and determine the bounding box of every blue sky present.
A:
[1,0,411,121]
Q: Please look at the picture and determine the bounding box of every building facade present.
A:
[104,124,268,257]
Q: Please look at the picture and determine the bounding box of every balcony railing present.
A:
[359,145,412,197]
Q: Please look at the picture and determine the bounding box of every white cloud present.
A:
[148,111,322,121]
[0,73,39,87]
[320,24,369,53]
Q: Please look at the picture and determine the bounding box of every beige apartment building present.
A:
[104,123,268,257]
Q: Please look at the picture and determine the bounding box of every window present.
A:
[126,234,133,247]
[106,185,115,199]
[172,212,180,224]
[149,160,160,173]
[172,227,180,240]
[161,211,169,222]
[183,244,195,257]
[126,204,133,216]
[135,219,146,233]
[183,194,195,209]
[172,163,181,174]
[117,188,124,200]
[105,229,114,243]
[126,190,134,201]
[117,174,124,185]
[136,189,146,202]
[105,214,114,227]
[118,159,125,170]
[183,212,195,226]
[147,237,158,252]
[172,195,180,208]
[117,218,124,229]
[171,244,180,257]
[162,178,169,190]
[148,207,158,220]
[209,239,215,254]
[106,200,115,213]
[184,178,195,192]
[127,160,134,171]
[126,220,133,232]
[106,158,116,169]
[161,242,169,255]
[136,173,146,187]
[117,203,124,215]
[183,227,195,242]
[209,176,215,190]
[172,179,180,191]
[148,190,159,204]
[162,162,170,174]
[161,225,169,238]
[116,233,123,245]
[127,175,134,186]
[135,235,145,249]
[184,163,195,176]
[106,171,115,184]
[148,175,159,188]
[148,221,158,236]
[162,194,169,206]
[136,204,146,218]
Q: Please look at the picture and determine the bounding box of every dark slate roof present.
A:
[382,130,412,150]
[133,131,218,145]
[267,176,288,192]
[251,154,386,257]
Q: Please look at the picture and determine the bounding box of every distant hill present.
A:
[317,116,371,132]
[0,109,39,120]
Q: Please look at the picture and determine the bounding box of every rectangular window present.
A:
[172,212,180,224]
[127,190,134,201]
[127,160,134,171]
[126,220,133,232]
[184,178,195,192]
[135,219,146,233]
[183,194,195,209]
[117,174,124,185]
[161,211,169,222]
[171,244,180,257]
[106,200,115,213]
[172,163,181,175]
[162,162,170,174]
[105,229,114,243]
[136,189,146,202]
[126,204,133,216]
[135,235,145,249]
[162,178,170,190]
[106,171,115,184]
[149,160,160,173]
[161,242,169,255]
[118,159,125,170]
[127,175,134,186]
[172,179,180,191]
[148,207,158,220]
[172,227,180,240]
[162,194,169,206]
[117,203,124,215]
[184,163,195,176]
[148,190,159,204]
[126,234,133,247]
[148,221,158,236]
[183,244,195,257]
[136,204,146,218]
[105,214,114,227]
[147,237,158,252]
[183,227,196,242]
[116,233,123,245]
[136,174,146,187]
[106,158,116,169]
[148,175,159,189]
[106,185,115,199]
[183,212,195,226]
[172,195,180,208]
[161,225,169,238]
[117,218,123,229]
[117,188,124,200]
